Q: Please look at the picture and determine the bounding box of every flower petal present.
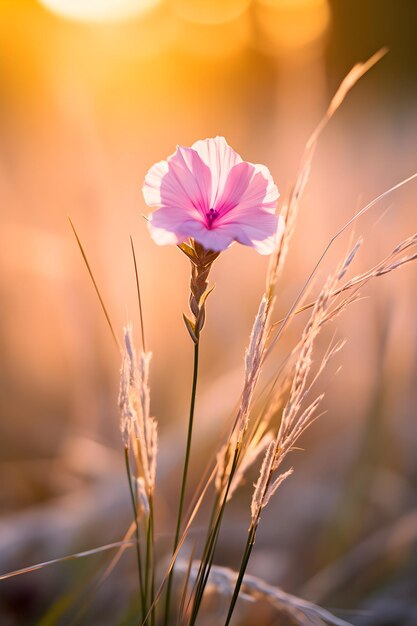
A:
[250,163,279,208]
[147,222,180,246]
[182,222,236,251]
[142,159,169,206]
[148,206,235,251]
[233,216,284,255]
[143,137,281,255]
[148,206,196,244]
[143,146,212,219]
[214,161,256,215]
[191,137,242,207]
[218,163,279,218]
[148,206,281,253]
[211,161,280,252]
[214,215,283,255]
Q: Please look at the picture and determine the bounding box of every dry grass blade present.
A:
[267,199,297,297]
[68,217,120,350]
[176,562,353,626]
[306,48,388,154]
[261,467,294,511]
[266,50,387,300]
[99,522,136,583]
[130,235,147,352]
[0,541,135,582]
[337,237,363,280]
[339,232,417,290]
[229,431,273,499]
[251,440,276,520]
[265,50,386,305]
[177,544,195,626]
[275,231,417,326]
[267,172,417,359]
[216,426,272,504]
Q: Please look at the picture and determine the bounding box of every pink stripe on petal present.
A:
[183,221,235,251]
[192,137,242,207]
[167,147,212,216]
[149,206,203,230]
[228,169,279,216]
[214,161,255,215]
[216,217,282,254]
[218,214,278,241]
[143,146,211,217]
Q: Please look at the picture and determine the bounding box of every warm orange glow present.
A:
[254,0,330,53]
[38,0,161,22]
[1,3,417,624]
[176,12,250,58]
[171,0,250,25]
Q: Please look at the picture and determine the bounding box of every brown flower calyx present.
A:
[178,239,220,343]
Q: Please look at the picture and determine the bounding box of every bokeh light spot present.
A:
[38,0,161,23]
[176,13,249,58]
[253,0,330,54]
[171,0,250,25]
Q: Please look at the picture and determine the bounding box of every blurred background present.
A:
[0,0,417,624]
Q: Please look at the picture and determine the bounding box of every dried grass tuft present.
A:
[238,296,271,436]
[251,268,347,523]
[119,323,157,494]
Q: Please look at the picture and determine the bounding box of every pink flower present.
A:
[143,137,281,255]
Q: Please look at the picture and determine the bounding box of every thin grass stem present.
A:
[189,447,240,625]
[164,340,200,625]
[149,494,156,626]
[130,236,147,352]
[124,447,146,621]
[145,516,151,617]
[68,217,120,351]
[224,523,257,626]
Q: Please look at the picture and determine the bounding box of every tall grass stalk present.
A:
[146,495,156,626]
[188,447,241,624]
[124,447,146,620]
[224,523,256,626]
[164,340,200,625]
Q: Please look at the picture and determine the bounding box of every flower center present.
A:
[206,208,218,229]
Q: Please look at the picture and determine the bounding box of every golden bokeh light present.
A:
[176,11,250,58]
[253,0,330,53]
[38,0,161,23]
[170,0,250,25]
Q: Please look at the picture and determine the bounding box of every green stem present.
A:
[124,447,146,620]
[189,447,240,625]
[164,340,200,626]
[224,523,257,626]
[145,514,151,617]
[149,495,156,626]
[193,491,219,583]
[180,491,219,623]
